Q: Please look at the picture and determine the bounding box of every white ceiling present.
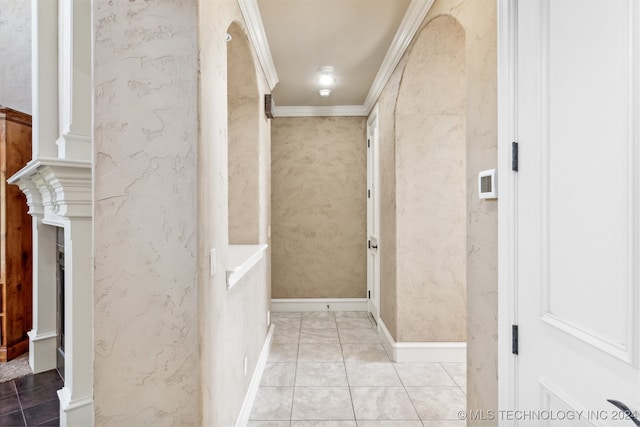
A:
[256,0,412,108]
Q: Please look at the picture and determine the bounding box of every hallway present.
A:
[249,312,466,426]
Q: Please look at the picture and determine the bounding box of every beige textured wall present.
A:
[199,6,272,427]
[228,23,261,244]
[0,0,31,114]
[396,15,467,343]
[272,117,366,298]
[376,0,498,419]
[93,1,200,425]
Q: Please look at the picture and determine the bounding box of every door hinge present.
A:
[368,290,371,299]
[367,189,371,198]
[512,142,519,172]
[368,240,371,249]
[512,324,519,355]
[367,139,370,148]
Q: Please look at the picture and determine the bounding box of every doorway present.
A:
[367,106,381,323]
[56,227,65,379]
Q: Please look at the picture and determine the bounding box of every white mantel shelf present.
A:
[227,244,268,289]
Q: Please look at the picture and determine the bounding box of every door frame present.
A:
[366,104,381,323]
[497,0,518,420]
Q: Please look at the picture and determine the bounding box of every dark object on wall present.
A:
[0,107,33,362]
[265,94,275,119]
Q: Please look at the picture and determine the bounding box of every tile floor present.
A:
[0,370,61,426]
[249,311,467,427]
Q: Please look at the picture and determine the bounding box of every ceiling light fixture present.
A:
[317,66,335,86]
[319,89,331,97]
[318,74,335,86]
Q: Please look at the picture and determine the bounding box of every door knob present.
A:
[607,400,640,426]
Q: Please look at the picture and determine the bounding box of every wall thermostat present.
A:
[478,169,497,199]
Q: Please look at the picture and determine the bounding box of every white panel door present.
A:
[367,106,381,322]
[515,0,640,424]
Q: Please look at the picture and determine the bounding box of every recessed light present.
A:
[225,33,232,42]
[319,89,331,97]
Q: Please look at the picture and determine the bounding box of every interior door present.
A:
[515,0,640,422]
[367,106,381,322]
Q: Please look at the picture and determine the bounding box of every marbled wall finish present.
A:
[377,61,404,339]
[199,4,272,427]
[395,15,467,343]
[272,117,367,298]
[375,0,498,419]
[228,23,261,244]
[93,1,200,425]
[0,0,31,114]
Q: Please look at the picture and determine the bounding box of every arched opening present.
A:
[394,15,467,342]
[227,22,260,245]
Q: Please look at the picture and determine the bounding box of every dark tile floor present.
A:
[0,370,61,427]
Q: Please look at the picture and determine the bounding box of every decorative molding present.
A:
[362,0,435,114]
[539,378,603,427]
[273,105,368,117]
[377,318,466,363]
[270,298,369,312]
[238,0,279,91]
[235,324,274,427]
[8,158,92,220]
[57,387,94,426]
[497,0,519,420]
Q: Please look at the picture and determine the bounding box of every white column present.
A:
[31,0,59,159]
[56,0,92,161]
[58,217,93,427]
[28,215,58,373]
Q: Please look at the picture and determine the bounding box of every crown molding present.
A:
[363,0,435,114]
[273,105,368,117]
[238,0,279,90]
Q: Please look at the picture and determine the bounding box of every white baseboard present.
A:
[271,298,368,312]
[378,318,466,363]
[235,324,275,427]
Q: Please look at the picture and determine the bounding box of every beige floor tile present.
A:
[295,363,348,386]
[357,422,424,427]
[406,387,466,420]
[394,363,457,387]
[440,363,465,388]
[350,387,419,420]
[341,344,389,363]
[272,316,303,328]
[269,343,299,363]
[301,318,337,330]
[272,312,303,318]
[298,343,344,362]
[250,387,294,421]
[274,326,301,344]
[345,362,401,386]
[300,328,340,344]
[291,421,356,427]
[248,422,290,427]
[338,328,380,344]
[334,311,369,318]
[302,312,335,319]
[335,318,373,329]
[291,387,354,420]
[261,363,297,386]
[422,421,466,427]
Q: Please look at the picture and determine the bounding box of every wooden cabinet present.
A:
[0,107,33,362]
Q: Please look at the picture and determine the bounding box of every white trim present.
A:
[226,244,268,290]
[237,0,279,91]
[235,324,275,427]
[58,387,94,427]
[363,0,435,114]
[377,318,466,363]
[273,105,368,117]
[270,298,369,312]
[497,0,519,421]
